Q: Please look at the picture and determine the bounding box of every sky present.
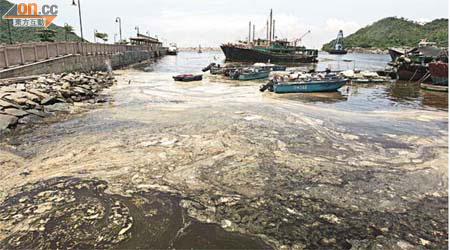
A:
[8,0,449,48]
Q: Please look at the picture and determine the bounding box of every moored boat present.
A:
[253,63,287,71]
[173,74,203,82]
[260,75,348,93]
[428,61,448,85]
[167,43,178,55]
[272,79,347,93]
[420,83,448,92]
[327,30,348,55]
[230,68,270,81]
[221,10,318,63]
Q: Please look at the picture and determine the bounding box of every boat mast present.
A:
[269,9,272,45]
[248,21,251,44]
[253,24,255,43]
[273,19,275,40]
[266,20,269,41]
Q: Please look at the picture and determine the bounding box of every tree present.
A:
[94,32,108,43]
[36,28,56,42]
[63,24,74,41]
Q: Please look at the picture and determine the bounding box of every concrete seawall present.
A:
[0,50,164,79]
[0,42,167,79]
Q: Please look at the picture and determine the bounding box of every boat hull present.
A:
[396,64,431,82]
[428,62,448,85]
[273,80,347,93]
[420,83,448,92]
[327,49,348,55]
[231,71,270,81]
[173,74,203,82]
[220,45,318,63]
[167,51,177,55]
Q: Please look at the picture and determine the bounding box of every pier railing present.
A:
[0,42,163,69]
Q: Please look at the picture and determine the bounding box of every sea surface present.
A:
[0,50,447,249]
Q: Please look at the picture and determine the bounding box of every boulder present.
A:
[2,108,29,117]
[45,103,71,112]
[26,109,46,117]
[18,114,42,124]
[0,99,20,109]
[41,96,57,105]
[0,114,18,130]
[27,89,50,99]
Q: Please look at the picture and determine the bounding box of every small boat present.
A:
[420,83,448,92]
[173,74,203,82]
[210,65,225,75]
[253,63,287,72]
[202,63,216,72]
[261,77,347,93]
[198,45,202,53]
[167,43,178,55]
[230,68,270,81]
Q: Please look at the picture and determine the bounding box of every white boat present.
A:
[168,43,178,55]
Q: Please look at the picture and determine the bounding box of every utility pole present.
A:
[135,26,139,36]
[93,29,97,42]
[71,0,84,42]
[115,17,122,42]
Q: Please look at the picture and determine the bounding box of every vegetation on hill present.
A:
[0,0,82,44]
[322,17,448,50]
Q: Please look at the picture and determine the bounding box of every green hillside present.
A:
[0,0,82,44]
[322,17,448,50]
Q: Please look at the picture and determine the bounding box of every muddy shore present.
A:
[0,52,448,249]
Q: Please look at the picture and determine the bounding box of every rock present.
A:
[160,138,178,146]
[18,114,42,124]
[0,99,19,109]
[34,203,53,214]
[118,223,133,235]
[221,219,232,228]
[27,89,50,99]
[2,108,28,117]
[61,82,71,89]
[26,109,46,117]
[40,96,57,105]
[319,214,341,224]
[0,114,18,130]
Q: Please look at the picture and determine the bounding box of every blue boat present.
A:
[260,78,347,93]
[230,68,270,81]
[273,79,347,93]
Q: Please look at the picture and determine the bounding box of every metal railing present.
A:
[0,42,164,69]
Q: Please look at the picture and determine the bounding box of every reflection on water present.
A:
[136,50,447,112]
[266,90,348,104]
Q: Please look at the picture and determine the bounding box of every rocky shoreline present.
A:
[0,72,116,136]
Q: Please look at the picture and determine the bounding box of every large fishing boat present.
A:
[220,10,318,63]
[327,30,347,55]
